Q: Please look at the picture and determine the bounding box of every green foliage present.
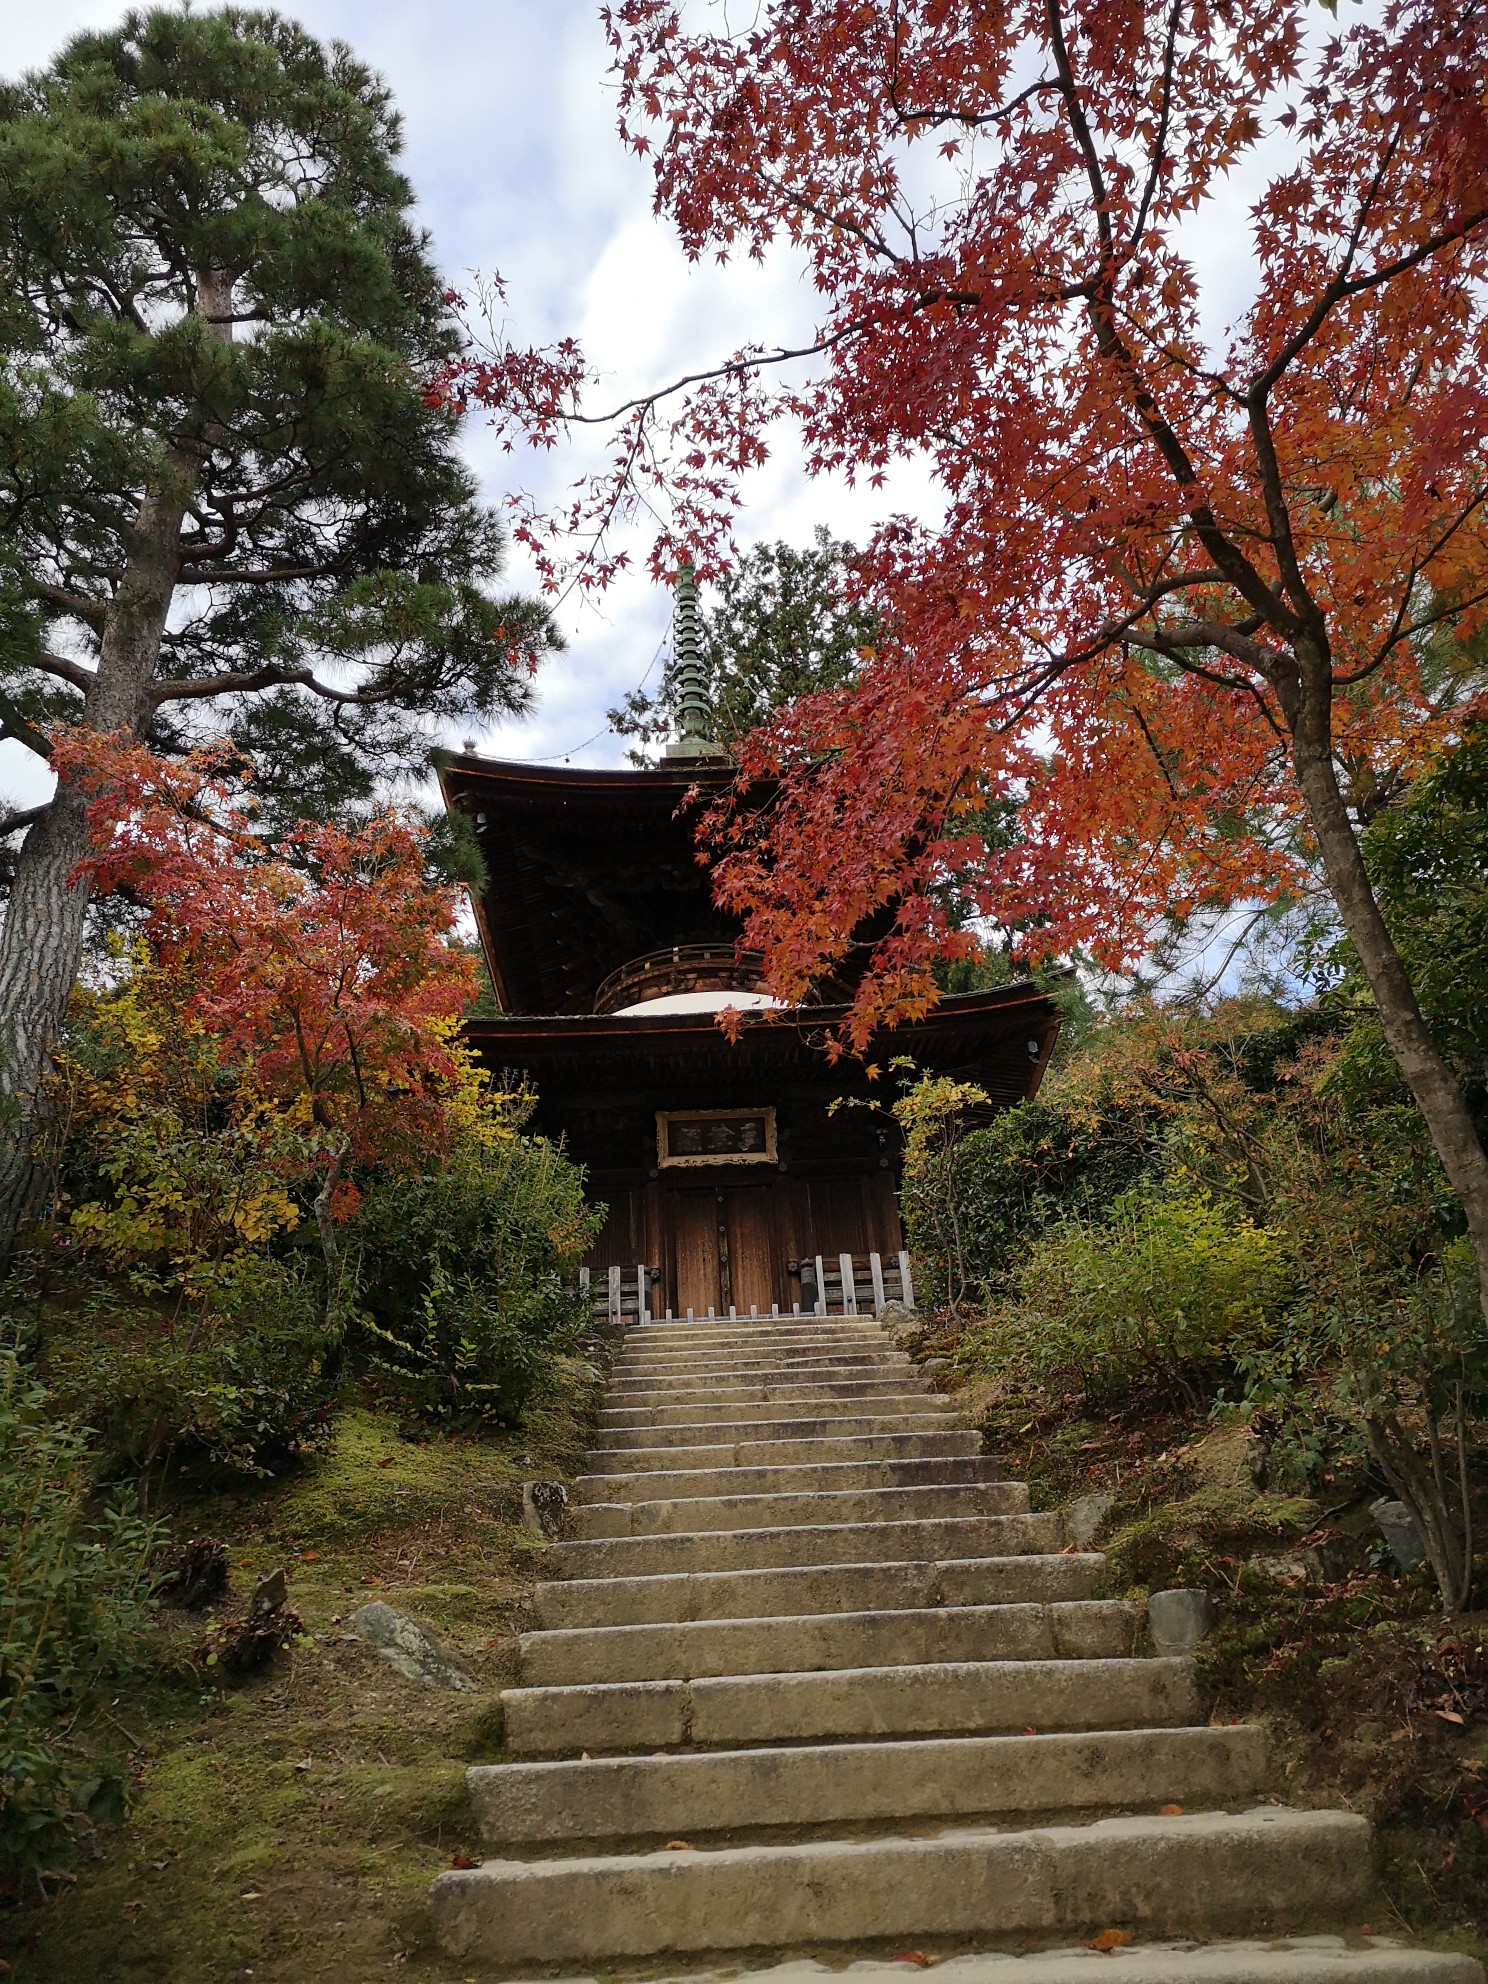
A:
[610,529,874,759]
[41,1258,339,1492]
[351,1130,599,1426]
[900,1086,1154,1307]
[960,1185,1290,1406]
[0,1354,160,1888]
[1364,722,1488,1115]
[0,5,555,824]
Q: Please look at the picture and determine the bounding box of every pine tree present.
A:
[0,8,556,1242]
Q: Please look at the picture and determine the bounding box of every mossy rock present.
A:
[1103,1483,1319,1593]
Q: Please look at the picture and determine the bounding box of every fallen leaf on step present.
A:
[1021,1726,1039,1736]
[449,1852,479,1870]
[665,1840,695,1851]
[893,1952,934,1967]
[1059,1542,1082,1554]
[238,1892,263,1903]
[1087,1929,1130,1952]
[1158,1803,1183,1816]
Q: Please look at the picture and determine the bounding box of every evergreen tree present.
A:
[0,8,556,1242]
[609,530,874,761]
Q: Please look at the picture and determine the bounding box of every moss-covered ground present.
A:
[908,1319,1488,1966]
[0,1360,604,1984]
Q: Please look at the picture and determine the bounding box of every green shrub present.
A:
[902,1095,1155,1305]
[38,1256,340,1495]
[351,1132,598,1425]
[961,1185,1291,1405]
[0,1355,161,1888]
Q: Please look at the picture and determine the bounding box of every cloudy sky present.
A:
[5,0,949,778]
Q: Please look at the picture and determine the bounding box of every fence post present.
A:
[898,1249,915,1311]
[607,1264,622,1329]
[869,1251,886,1315]
[814,1254,828,1318]
[635,1263,648,1326]
[839,1251,858,1315]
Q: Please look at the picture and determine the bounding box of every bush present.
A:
[0,1355,160,1888]
[901,1093,1155,1305]
[351,1130,598,1425]
[40,1257,339,1495]
[961,1185,1291,1405]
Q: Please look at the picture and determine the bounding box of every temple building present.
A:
[441,569,1062,1323]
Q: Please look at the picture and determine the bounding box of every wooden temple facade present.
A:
[441,753,1064,1324]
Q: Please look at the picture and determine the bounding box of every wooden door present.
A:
[723,1186,777,1314]
[670,1190,720,1317]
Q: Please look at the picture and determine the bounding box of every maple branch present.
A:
[521,327,872,432]
[1130,0,1183,250]
[1251,204,1488,401]
[1046,2,1299,640]
[755,168,909,268]
[1126,695,1181,803]
[1132,617,1278,676]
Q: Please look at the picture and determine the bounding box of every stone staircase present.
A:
[428,1316,1482,1983]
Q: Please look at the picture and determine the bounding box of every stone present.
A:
[350,1601,475,1691]
[1147,1587,1217,1654]
[249,1567,288,1616]
[522,1479,569,1542]
[1064,1493,1115,1548]
[1370,1497,1427,1572]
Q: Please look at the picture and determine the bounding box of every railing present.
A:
[579,1251,915,1325]
[592,943,768,1015]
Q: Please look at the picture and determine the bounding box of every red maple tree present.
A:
[446,0,1488,1309]
[57,733,477,1274]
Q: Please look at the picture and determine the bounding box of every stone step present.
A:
[501,1652,1186,1754]
[577,1947,1484,1984]
[603,1376,937,1408]
[551,1511,1062,1579]
[574,1453,1006,1504]
[533,1552,1107,1630]
[469,1724,1267,1845]
[600,1395,957,1429]
[595,1410,964,1448]
[608,1360,915,1389]
[569,1480,1030,1540]
[624,1323,894,1348]
[615,1343,910,1370]
[519,1598,1137,1686]
[427,1806,1374,1965]
[582,1427,985,1474]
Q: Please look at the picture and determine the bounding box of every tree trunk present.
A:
[0,464,190,1251]
[1290,681,1488,1326]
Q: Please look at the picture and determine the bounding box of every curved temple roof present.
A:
[439,753,749,1017]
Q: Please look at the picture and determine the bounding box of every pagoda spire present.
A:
[664,559,720,759]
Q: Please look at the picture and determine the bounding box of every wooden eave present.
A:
[464,980,1066,1112]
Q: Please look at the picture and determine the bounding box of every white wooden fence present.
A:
[579,1251,915,1327]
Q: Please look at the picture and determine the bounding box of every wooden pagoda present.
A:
[441,573,1063,1323]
